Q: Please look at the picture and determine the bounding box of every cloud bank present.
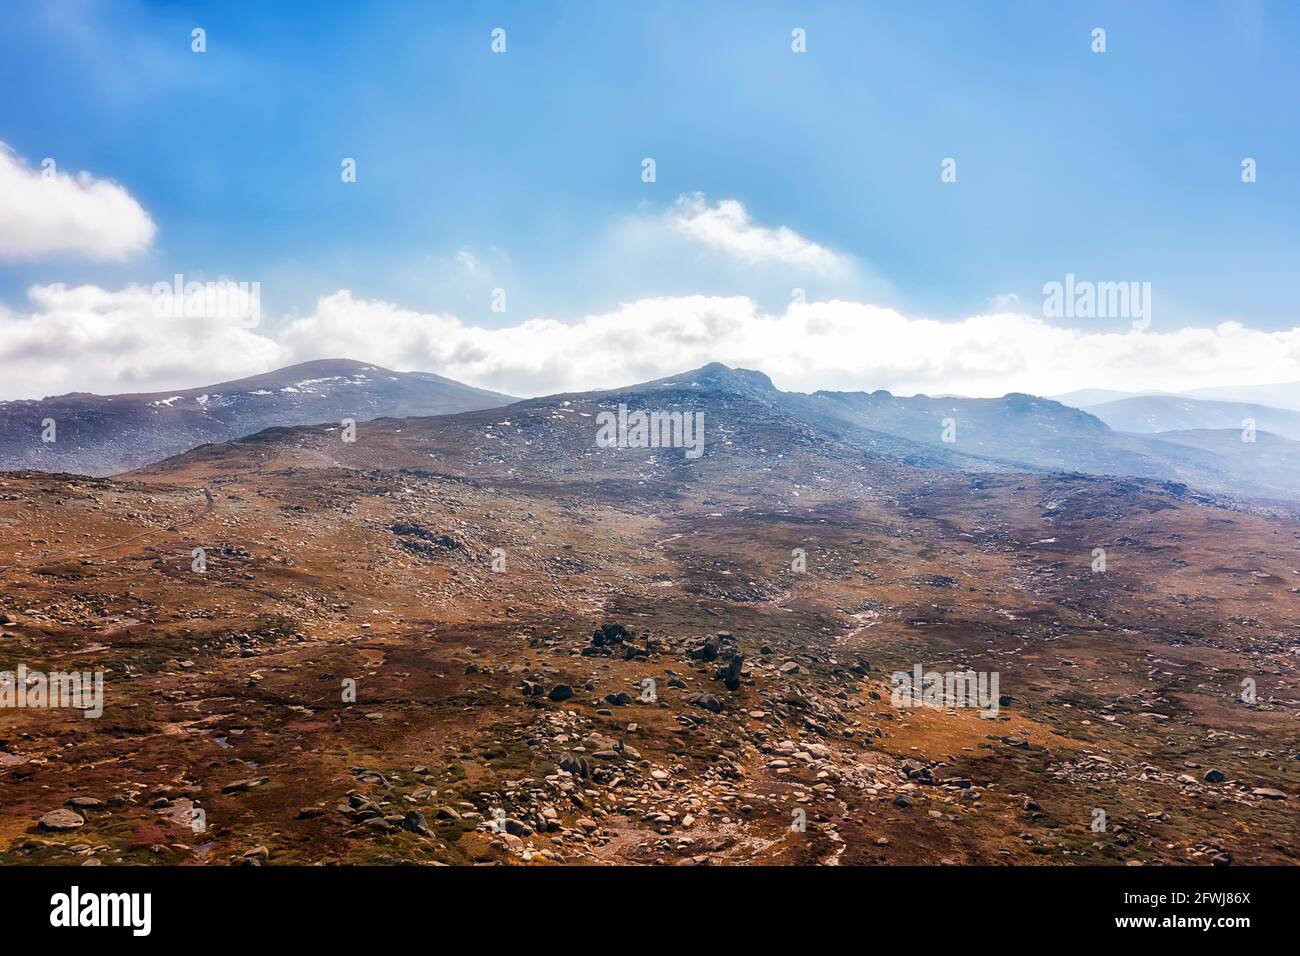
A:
[0,188,1292,402]
[0,145,156,262]
[2,283,1298,402]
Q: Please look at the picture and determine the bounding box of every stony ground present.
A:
[0,397,1296,866]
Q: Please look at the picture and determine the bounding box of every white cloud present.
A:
[4,282,1298,402]
[0,144,156,261]
[0,284,284,399]
[663,193,850,275]
[277,294,1300,399]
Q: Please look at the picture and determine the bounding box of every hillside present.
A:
[0,359,514,476]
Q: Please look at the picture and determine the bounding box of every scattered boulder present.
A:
[559,754,591,778]
[714,653,744,692]
[684,692,722,713]
[591,623,630,647]
[547,684,574,702]
[503,818,532,837]
[390,522,465,555]
[402,810,430,836]
[690,639,720,662]
[39,809,85,831]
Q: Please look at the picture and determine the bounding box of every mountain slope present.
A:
[1141,428,1300,496]
[141,360,1012,498]
[1183,380,1300,411]
[136,361,1296,504]
[1050,387,1167,407]
[0,358,514,477]
[789,386,1297,504]
[1086,395,1300,440]
[5,364,1293,866]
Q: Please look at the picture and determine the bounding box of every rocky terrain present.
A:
[0,358,514,477]
[0,364,1295,866]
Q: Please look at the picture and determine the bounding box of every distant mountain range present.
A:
[1053,381,1300,413]
[0,358,514,476]
[1182,380,1300,411]
[134,361,1300,506]
[765,375,1296,503]
[2,359,1295,503]
[1082,395,1300,441]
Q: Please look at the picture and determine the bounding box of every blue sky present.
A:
[1,0,1298,399]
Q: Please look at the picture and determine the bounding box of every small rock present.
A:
[221,776,269,794]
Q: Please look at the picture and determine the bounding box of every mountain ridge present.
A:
[1083,394,1300,441]
[135,361,1298,506]
[0,358,516,477]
